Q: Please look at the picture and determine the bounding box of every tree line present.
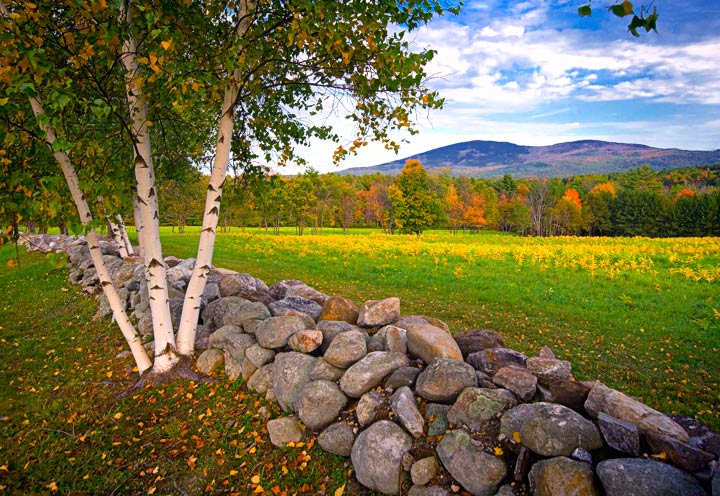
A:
[154,161,720,238]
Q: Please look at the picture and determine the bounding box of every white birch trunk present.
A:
[120,8,177,372]
[26,96,152,375]
[175,1,255,355]
[131,188,146,259]
[109,221,131,258]
[116,214,135,257]
[176,85,238,354]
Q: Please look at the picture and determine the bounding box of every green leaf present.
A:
[51,140,73,154]
[610,0,634,18]
[578,5,592,17]
[628,15,644,36]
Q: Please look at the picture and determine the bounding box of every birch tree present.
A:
[1,0,460,382]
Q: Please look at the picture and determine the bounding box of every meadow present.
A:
[1,228,718,494]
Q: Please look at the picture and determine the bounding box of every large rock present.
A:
[535,379,591,410]
[526,357,573,384]
[396,315,450,334]
[447,387,518,432]
[356,391,387,427]
[596,458,707,496]
[351,420,412,494]
[436,429,507,496]
[272,352,317,412]
[310,359,345,382]
[318,421,356,457]
[453,330,505,358]
[492,366,538,402]
[339,351,410,398]
[391,386,424,438]
[208,325,256,356]
[246,363,274,394]
[415,358,477,403]
[319,295,358,324]
[381,325,408,354]
[357,297,401,327]
[222,300,271,328]
[244,344,276,369]
[269,296,323,321]
[202,296,256,329]
[519,403,603,457]
[411,456,439,487]
[528,457,598,496]
[288,329,323,353]
[195,348,224,374]
[266,416,304,447]
[385,366,422,391]
[467,348,528,376]
[218,273,271,304]
[254,316,306,349]
[298,380,348,432]
[316,321,361,353]
[323,329,368,368]
[646,433,715,473]
[597,412,641,456]
[405,323,463,365]
[585,382,689,442]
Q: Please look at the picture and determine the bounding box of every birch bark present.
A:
[176,1,255,355]
[120,1,177,372]
[26,96,152,375]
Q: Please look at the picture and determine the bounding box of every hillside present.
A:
[336,140,720,178]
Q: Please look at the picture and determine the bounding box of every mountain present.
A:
[336,140,720,178]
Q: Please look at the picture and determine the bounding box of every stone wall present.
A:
[22,234,720,496]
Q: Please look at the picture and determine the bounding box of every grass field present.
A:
[1,228,718,494]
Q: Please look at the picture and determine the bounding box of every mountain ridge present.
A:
[335,139,720,178]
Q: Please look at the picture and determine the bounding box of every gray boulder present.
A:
[356,390,387,427]
[269,296,323,321]
[316,320,360,353]
[405,322,463,365]
[526,357,573,384]
[255,316,306,349]
[323,329,367,368]
[519,403,603,457]
[223,300,271,328]
[195,348,224,374]
[266,416,304,447]
[436,429,507,496]
[411,456,439,487]
[246,363,274,394]
[453,329,504,358]
[272,352,317,412]
[391,386,424,438]
[585,382,689,442]
[467,348,528,376]
[339,351,410,398]
[447,387,518,432]
[357,297,401,327]
[597,458,707,496]
[385,366,422,391]
[244,344,276,369]
[597,412,641,456]
[318,421,356,457]
[351,420,412,494]
[415,358,477,403]
[310,359,345,382]
[492,366,537,402]
[298,380,348,432]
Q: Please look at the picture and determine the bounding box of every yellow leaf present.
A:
[0,465,8,471]
[512,431,521,443]
[106,371,113,378]
[334,483,345,496]
[249,446,256,454]
[47,481,58,492]
[254,486,264,494]
[493,446,504,456]
[229,470,238,476]
[251,475,260,484]
[160,40,172,50]
[113,412,123,420]
[148,487,156,495]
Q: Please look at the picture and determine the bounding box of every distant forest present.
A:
[159,162,720,238]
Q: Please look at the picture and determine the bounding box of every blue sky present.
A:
[291,0,720,173]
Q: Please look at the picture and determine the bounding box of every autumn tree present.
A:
[1,0,459,380]
[549,188,584,235]
[389,160,441,234]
